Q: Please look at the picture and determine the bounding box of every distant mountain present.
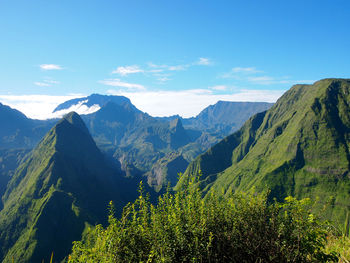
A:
[56,95,196,185]
[157,101,273,135]
[0,95,274,194]
[88,104,194,175]
[0,102,30,135]
[52,95,273,191]
[82,100,152,149]
[182,101,273,135]
[0,102,53,149]
[53,93,135,115]
[176,79,350,233]
[0,112,141,263]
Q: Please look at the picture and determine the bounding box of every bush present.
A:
[68,177,338,262]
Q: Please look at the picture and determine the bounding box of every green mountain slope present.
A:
[0,149,29,210]
[177,79,350,233]
[0,112,140,263]
[0,102,55,202]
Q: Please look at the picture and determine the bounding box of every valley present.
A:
[0,79,349,262]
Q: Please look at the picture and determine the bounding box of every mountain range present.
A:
[0,95,272,194]
[0,95,272,262]
[53,94,272,190]
[176,78,350,234]
[1,78,349,261]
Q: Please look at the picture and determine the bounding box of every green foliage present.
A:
[0,112,141,263]
[0,148,29,209]
[325,233,350,262]
[68,177,338,263]
[178,79,350,230]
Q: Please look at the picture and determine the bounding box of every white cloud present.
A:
[0,94,83,119]
[110,58,212,84]
[157,76,172,83]
[168,65,187,71]
[40,64,63,70]
[209,85,227,91]
[148,63,188,72]
[221,66,263,79]
[34,79,60,87]
[148,63,168,69]
[0,86,285,120]
[149,69,164,73]
[46,80,60,84]
[196,57,211,65]
[232,67,262,73]
[147,59,213,72]
[53,100,101,118]
[247,76,275,85]
[109,62,190,84]
[99,79,146,91]
[34,82,51,87]
[106,88,284,118]
[220,67,314,87]
[112,65,144,76]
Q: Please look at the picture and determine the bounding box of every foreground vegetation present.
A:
[67,175,348,263]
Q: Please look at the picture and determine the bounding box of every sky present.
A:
[0,0,349,119]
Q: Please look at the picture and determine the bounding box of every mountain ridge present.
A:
[53,93,134,113]
[0,112,141,263]
[1,95,274,193]
[176,78,350,232]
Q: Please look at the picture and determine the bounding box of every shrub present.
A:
[68,178,338,262]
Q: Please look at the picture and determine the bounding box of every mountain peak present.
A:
[53,94,132,113]
[0,110,139,262]
[59,111,89,134]
[177,78,350,230]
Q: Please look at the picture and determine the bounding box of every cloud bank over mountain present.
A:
[0,88,284,119]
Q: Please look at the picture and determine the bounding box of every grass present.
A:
[326,234,350,262]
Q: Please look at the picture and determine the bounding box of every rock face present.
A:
[0,112,140,263]
[146,152,189,192]
[177,79,350,234]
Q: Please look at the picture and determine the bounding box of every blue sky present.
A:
[0,0,349,119]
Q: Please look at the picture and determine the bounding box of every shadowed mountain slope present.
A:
[0,102,53,149]
[0,112,140,263]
